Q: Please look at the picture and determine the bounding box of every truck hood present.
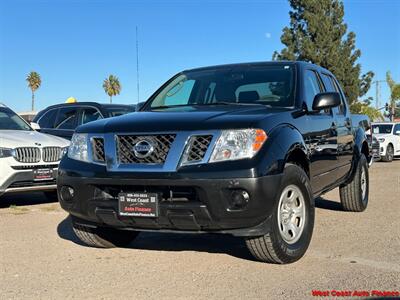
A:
[0,130,70,148]
[77,105,291,134]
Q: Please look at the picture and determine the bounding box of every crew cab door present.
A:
[321,73,354,179]
[302,69,339,193]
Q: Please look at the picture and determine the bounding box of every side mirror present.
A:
[312,92,341,111]
[30,122,41,130]
[135,101,146,112]
[396,130,400,135]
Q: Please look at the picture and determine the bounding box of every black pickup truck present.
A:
[58,61,370,264]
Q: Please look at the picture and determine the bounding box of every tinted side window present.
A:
[321,73,335,92]
[55,107,78,130]
[394,124,400,134]
[331,77,346,115]
[304,70,322,109]
[38,109,58,128]
[80,107,102,125]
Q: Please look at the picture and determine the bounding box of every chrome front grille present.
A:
[116,134,176,164]
[14,147,41,163]
[43,147,61,162]
[92,137,105,162]
[185,135,213,163]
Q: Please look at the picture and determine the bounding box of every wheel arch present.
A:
[353,127,370,159]
[267,124,310,177]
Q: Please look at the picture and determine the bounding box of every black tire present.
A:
[381,144,394,162]
[245,163,315,264]
[339,154,369,212]
[72,221,139,248]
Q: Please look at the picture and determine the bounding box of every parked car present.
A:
[366,134,380,164]
[32,102,135,140]
[0,104,69,198]
[371,122,400,162]
[58,61,371,264]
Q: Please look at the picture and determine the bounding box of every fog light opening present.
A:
[60,186,75,202]
[229,189,250,210]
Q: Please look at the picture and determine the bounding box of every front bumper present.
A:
[0,159,58,196]
[58,162,283,237]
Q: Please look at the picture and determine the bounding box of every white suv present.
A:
[371,122,400,162]
[0,104,70,197]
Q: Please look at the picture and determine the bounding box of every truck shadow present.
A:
[315,196,343,211]
[0,192,56,209]
[57,216,255,261]
[57,197,344,260]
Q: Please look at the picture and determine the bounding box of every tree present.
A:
[26,71,41,111]
[103,75,121,103]
[386,71,400,119]
[273,0,374,105]
[350,98,383,122]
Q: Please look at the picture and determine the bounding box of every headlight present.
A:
[210,129,267,163]
[0,148,13,158]
[68,134,89,162]
[59,146,69,160]
[378,138,385,143]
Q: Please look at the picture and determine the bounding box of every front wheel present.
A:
[382,144,394,162]
[72,220,139,248]
[245,164,315,264]
[339,154,369,212]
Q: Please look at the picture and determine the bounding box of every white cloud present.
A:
[265,32,272,39]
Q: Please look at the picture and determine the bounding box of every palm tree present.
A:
[26,71,41,111]
[103,75,121,103]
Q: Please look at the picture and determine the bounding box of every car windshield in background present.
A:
[0,107,32,131]
[148,65,295,109]
[372,124,393,134]
[105,106,135,117]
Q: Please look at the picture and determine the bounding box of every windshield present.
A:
[147,64,295,109]
[372,124,393,134]
[0,107,32,131]
[105,106,135,117]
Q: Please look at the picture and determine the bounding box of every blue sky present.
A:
[0,0,399,112]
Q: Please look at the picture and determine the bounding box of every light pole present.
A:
[372,80,387,109]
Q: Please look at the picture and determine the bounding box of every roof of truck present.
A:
[183,60,326,73]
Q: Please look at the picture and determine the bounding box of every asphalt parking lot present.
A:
[1,160,399,299]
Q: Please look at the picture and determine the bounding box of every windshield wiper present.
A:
[206,101,269,107]
[150,104,195,110]
[150,101,269,110]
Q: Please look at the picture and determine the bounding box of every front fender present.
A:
[354,127,368,158]
[260,124,308,175]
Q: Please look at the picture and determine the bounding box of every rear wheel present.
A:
[245,164,314,264]
[382,144,394,162]
[339,154,369,212]
[72,221,139,248]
